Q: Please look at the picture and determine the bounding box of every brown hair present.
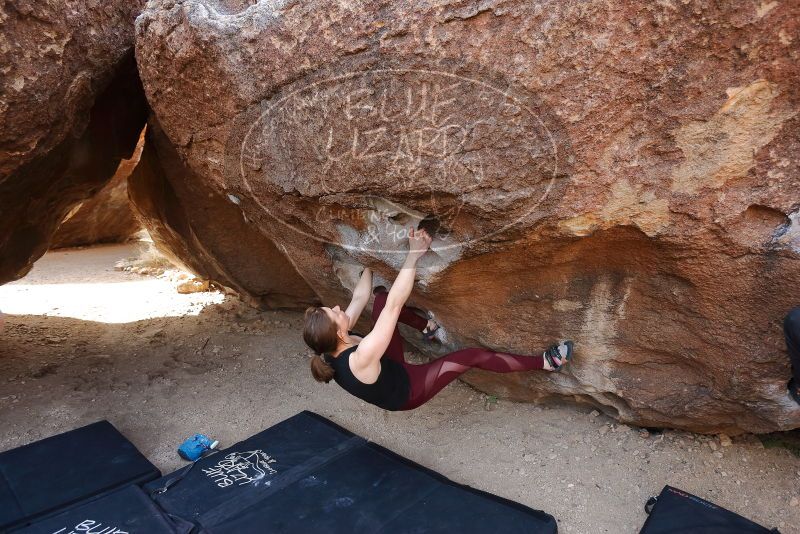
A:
[303,307,338,383]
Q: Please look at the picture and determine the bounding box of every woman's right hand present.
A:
[408,228,432,260]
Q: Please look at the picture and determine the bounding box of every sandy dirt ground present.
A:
[0,243,798,533]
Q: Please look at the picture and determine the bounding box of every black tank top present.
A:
[328,345,410,411]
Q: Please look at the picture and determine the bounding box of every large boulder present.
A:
[135,0,800,433]
[127,120,318,309]
[50,134,144,249]
[0,0,147,282]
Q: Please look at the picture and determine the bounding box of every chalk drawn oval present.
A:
[235,67,559,253]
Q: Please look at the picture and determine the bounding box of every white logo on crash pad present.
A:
[202,450,277,488]
[50,519,129,534]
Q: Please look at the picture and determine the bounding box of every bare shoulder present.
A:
[349,346,367,369]
[349,347,381,384]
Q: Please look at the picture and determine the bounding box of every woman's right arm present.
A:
[353,229,432,367]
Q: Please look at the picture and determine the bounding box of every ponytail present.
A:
[310,353,335,383]
[303,306,339,383]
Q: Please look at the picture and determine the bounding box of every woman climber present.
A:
[302,227,574,411]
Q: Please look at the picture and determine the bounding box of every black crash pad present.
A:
[0,420,160,531]
[146,411,557,533]
[12,485,192,534]
[640,485,778,533]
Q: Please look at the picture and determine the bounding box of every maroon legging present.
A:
[371,292,545,411]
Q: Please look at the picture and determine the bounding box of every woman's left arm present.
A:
[345,267,372,329]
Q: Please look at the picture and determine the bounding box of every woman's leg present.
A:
[371,290,428,363]
[401,348,547,410]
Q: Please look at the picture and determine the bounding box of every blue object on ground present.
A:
[178,434,219,461]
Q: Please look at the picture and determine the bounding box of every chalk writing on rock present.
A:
[234,66,559,248]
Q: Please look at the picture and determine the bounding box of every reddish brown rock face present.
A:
[50,135,144,249]
[127,121,318,310]
[0,1,148,281]
[133,0,800,433]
